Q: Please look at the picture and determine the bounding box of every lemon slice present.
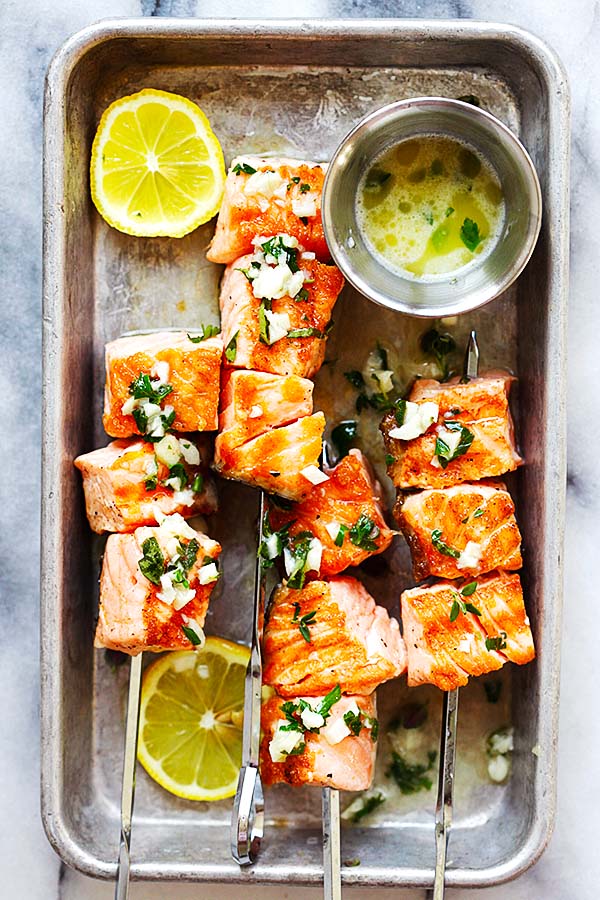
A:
[90,88,226,237]
[137,637,249,801]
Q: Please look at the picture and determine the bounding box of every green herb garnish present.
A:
[129,372,173,404]
[297,609,317,643]
[232,162,257,175]
[334,524,349,547]
[287,327,325,339]
[225,331,239,363]
[434,425,474,467]
[349,514,380,552]
[394,398,407,425]
[167,462,188,491]
[181,624,203,645]
[386,751,436,795]
[485,631,508,652]
[191,473,204,494]
[420,328,456,381]
[299,182,311,193]
[138,537,165,585]
[449,583,482,622]
[187,325,219,342]
[385,453,395,466]
[295,287,309,301]
[351,792,385,822]
[460,217,481,252]
[343,709,364,736]
[431,529,460,559]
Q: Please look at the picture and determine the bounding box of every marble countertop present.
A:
[1,0,595,898]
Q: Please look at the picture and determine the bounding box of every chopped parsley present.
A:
[344,709,364,736]
[191,473,204,493]
[167,462,188,491]
[232,161,257,175]
[181,624,203,645]
[259,235,300,271]
[287,326,325,339]
[258,299,271,344]
[394,398,407,425]
[299,182,311,193]
[187,325,219,342]
[279,685,342,735]
[420,328,456,381]
[460,217,482,252]
[129,372,173,405]
[257,514,293,568]
[295,287,309,301]
[431,529,460,559]
[349,514,380,552]
[351,792,385,822]
[485,631,508,652]
[331,419,358,460]
[225,331,239,363]
[138,537,165,585]
[386,750,436,795]
[286,532,316,589]
[385,453,395,466]
[287,176,301,190]
[334,524,349,547]
[434,424,474,468]
[445,206,455,217]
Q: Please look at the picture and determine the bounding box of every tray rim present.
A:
[40,16,570,887]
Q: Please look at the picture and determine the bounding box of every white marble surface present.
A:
[0,0,596,897]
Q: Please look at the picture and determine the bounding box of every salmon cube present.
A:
[401,571,534,691]
[220,247,344,379]
[380,373,522,489]
[266,450,394,577]
[396,481,522,581]
[218,369,314,451]
[95,513,221,655]
[214,411,326,500]
[260,691,377,791]
[263,576,406,697]
[103,331,222,439]
[74,436,218,534]
[207,156,330,264]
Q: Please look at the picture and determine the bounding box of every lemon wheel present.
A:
[137,637,249,801]
[90,88,226,238]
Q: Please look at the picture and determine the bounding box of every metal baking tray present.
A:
[41,18,569,888]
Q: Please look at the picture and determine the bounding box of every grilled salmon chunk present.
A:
[214,411,326,500]
[218,369,314,451]
[381,373,522,490]
[74,436,217,533]
[396,481,522,580]
[220,249,344,379]
[207,156,329,264]
[267,450,394,577]
[401,571,534,690]
[263,577,406,697]
[260,692,377,791]
[95,513,221,655]
[103,331,222,439]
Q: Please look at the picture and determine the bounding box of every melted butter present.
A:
[356,136,504,279]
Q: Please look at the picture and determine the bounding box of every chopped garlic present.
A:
[457,541,482,570]
[269,723,305,762]
[488,727,514,756]
[305,538,323,574]
[121,396,139,416]
[388,401,439,441]
[300,705,325,730]
[263,308,292,344]
[179,439,200,466]
[322,716,351,746]
[155,434,182,468]
[301,251,316,260]
[457,634,476,654]
[155,512,197,542]
[292,195,318,218]
[300,465,329,485]
[372,369,395,394]
[325,521,342,542]
[157,572,196,610]
[248,405,263,419]
[151,360,170,385]
[252,263,304,302]
[198,562,219,585]
[263,533,281,560]
[244,170,287,205]
[487,754,510,783]
[171,488,195,507]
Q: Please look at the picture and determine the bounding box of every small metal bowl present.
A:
[322,97,542,317]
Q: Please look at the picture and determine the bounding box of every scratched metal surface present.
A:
[41,19,569,888]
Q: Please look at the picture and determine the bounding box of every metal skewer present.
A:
[431,330,479,900]
[320,439,342,900]
[115,652,143,900]
[231,490,266,865]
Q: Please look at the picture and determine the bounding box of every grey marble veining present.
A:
[0,1,595,898]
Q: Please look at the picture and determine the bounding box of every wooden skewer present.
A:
[431,330,479,899]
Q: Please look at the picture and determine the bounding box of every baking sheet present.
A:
[41,18,569,887]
